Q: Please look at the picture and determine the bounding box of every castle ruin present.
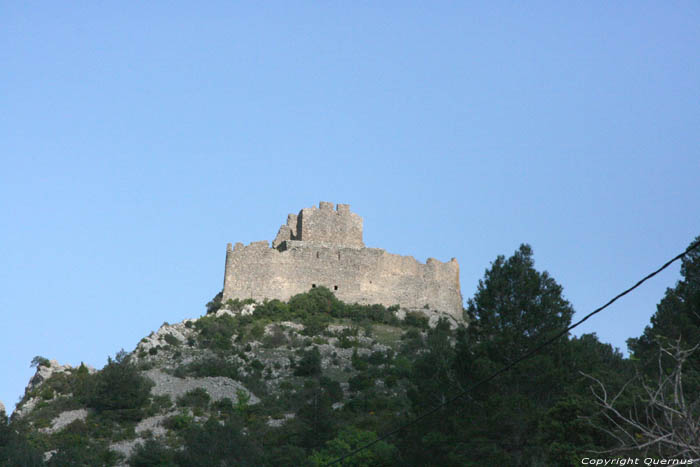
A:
[222,202,463,321]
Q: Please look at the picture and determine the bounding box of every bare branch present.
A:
[582,342,700,459]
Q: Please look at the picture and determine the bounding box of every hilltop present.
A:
[7,287,451,465]
[4,239,699,465]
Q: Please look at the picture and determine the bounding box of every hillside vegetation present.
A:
[1,240,699,466]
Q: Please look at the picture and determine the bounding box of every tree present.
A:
[466,244,574,359]
[584,341,700,460]
[0,416,43,466]
[176,417,263,465]
[449,244,577,465]
[308,427,397,467]
[87,350,152,421]
[582,237,700,460]
[129,439,176,466]
[628,236,700,371]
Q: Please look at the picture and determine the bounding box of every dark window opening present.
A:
[316,252,320,259]
[334,285,338,291]
[312,284,316,288]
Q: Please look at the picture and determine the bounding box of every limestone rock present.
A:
[216,303,255,318]
[144,369,260,405]
[40,409,89,434]
[136,320,198,355]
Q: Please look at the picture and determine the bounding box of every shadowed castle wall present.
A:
[223,202,463,321]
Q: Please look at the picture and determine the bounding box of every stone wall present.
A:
[272,202,363,249]
[223,202,463,321]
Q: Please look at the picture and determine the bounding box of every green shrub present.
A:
[351,350,368,371]
[400,329,424,354]
[249,359,265,372]
[206,291,223,314]
[150,394,172,412]
[129,438,176,466]
[163,334,180,346]
[163,412,194,432]
[262,325,288,348]
[320,377,343,403]
[212,398,234,415]
[175,357,240,380]
[195,314,237,351]
[338,335,355,349]
[308,427,397,466]
[368,351,386,365]
[249,322,265,340]
[349,374,374,392]
[224,297,256,312]
[294,347,321,377]
[404,311,429,329]
[177,388,211,409]
[31,356,50,368]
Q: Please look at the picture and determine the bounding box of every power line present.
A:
[325,239,700,465]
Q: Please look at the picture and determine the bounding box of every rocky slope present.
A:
[9,289,453,465]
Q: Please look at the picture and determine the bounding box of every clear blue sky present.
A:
[2,2,698,412]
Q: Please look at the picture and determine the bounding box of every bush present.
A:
[225,297,256,312]
[30,356,50,368]
[308,427,397,466]
[212,398,234,415]
[262,325,288,348]
[368,351,386,365]
[163,333,180,346]
[349,374,374,392]
[177,388,211,409]
[294,347,321,377]
[206,291,223,314]
[249,322,265,340]
[163,412,194,432]
[195,314,237,351]
[404,311,430,329]
[249,359,265,372]
[129,438,176,466]
[150,394,172,413]
[401,329,424,354]
[320,377,343,403]
[175,357,240,380]
[351,350,368,371]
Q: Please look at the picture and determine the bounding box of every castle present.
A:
[222,202,464,321]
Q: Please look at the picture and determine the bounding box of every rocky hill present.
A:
[4,287,459,466]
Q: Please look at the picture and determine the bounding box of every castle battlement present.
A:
[223,202,463,321]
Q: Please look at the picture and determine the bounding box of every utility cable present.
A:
[326,239,700,465]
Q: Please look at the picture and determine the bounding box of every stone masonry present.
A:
[222,202,463,321]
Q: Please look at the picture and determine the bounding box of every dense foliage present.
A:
[1,239,698,465]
